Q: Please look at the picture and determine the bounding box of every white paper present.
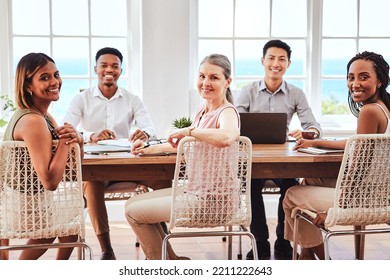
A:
[97,138,132,148]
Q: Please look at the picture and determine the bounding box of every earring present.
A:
[28,91,32,96]
[377,84,382,88]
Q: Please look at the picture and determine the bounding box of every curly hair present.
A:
[347,51,390,117]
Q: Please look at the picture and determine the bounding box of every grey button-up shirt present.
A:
[235,80,322,137]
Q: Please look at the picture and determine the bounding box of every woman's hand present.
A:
[167,128,189,148]
[312,212,327,227]
[131,139,147,155]
[55,122,83,145]
[293,138,314,150]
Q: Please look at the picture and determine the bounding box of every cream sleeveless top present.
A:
[373,103,390,134]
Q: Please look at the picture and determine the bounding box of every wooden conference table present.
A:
[82,142,364,260]
[82,142,343,181]
[0,142,345,260]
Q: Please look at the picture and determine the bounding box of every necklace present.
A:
[30,105,58,140]
[30,105,47,117]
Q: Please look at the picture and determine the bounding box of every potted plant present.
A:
[172,116,192,129]
[0,95,16,129]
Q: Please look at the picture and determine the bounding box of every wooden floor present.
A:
[5,218,390,260]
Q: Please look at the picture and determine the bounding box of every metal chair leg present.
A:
[354,225,366,260]
[292,216,300,260]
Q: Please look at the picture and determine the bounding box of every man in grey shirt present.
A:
[235,40,322,260]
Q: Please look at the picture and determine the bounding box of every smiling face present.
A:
[197,62,231,102]
[95,54,122,88]
[28,61,62,103]
[347,59,381,104]
[261,47,291,81]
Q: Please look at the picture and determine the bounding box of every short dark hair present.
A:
[263,40,292,60]
[95,47,123,63]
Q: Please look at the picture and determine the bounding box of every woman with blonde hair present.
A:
[125,54,241,260]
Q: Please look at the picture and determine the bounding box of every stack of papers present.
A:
[97,138,132,148]
[84,145,131,154]
[297,147,344,155]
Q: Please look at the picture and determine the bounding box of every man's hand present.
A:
[90,129,116,143]
[288,129,303,140]
[129,129,149,142]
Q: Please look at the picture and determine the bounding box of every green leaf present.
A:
[0,119,8,128]
[172,117,192,128]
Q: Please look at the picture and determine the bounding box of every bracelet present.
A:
[188,127,195,136]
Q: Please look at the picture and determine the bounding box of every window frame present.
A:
[0,0,142,121]
[193,0,390,136]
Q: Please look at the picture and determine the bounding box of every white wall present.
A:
[142,0,194,138]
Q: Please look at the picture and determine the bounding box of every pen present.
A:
[85,152,100,155]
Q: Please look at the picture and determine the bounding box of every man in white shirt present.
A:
[63,47,166,260]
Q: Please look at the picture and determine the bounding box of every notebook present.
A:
[239,113,288,144]
[297,147,344,155]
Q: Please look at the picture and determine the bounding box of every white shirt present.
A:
[62,86,157,142]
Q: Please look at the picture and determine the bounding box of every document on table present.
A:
[84,145,131,154]
[97,138,132,148]
[297,147,344,155]
[138,151,177,156]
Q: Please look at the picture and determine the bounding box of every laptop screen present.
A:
[239,113,288,144]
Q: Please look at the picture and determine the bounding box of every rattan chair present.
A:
[162,136,258,260]
[0,141,92,259]
[292,134,390,260]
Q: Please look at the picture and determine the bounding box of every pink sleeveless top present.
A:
[186,103,241,196]
[192,103,240,129]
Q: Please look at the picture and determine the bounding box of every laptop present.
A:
[239,113,288,144]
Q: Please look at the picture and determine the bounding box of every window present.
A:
[321,0,390,130]
[197,0,307,90]
[6,0,129,120]
[196,0,390,134]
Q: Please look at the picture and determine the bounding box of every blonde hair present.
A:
[200,54,233,104]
